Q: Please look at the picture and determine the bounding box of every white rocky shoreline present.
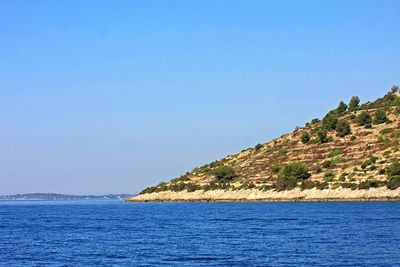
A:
[129,187,400,202]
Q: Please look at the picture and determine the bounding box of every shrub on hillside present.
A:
[311,118,321,124]
[316,165,323,173]
[386,161,400,190]
[276,148,288,157]
[341,182,358,190]
[336,120,352,137]
[322,157,341,168]
[316,181,329,190]
[317,128,330,143]
[139,186,158,194]
[324,172,335,182]
[374,109,389,124]
[300,180,329,190]
[392,130,400,138]
[322,160,332,168]
[301,131,311,144]
[358,180,382,190]
[387,176,400,190]
[338,173,347,182]
[300,180,318,190]
[258,184,274,191]
[356,111,372,127]
[281,162,311,180]
[361,156,378,170]
[171,175,190,183]
[204,181,231,191]
[380,128,394,135]
[186,183,201,192]
[269,163,282,174]
[328,148,342,158]
[386,161,400,176]
[275,162,310,191]
[255,143,263,150]
[212,165,237,182]
[238,181,256,190]
[169,182,188,192]
[322,111,338,131]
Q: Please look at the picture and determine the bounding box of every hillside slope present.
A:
[131,86,400,202]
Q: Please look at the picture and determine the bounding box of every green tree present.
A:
[317,128,329,143]
[300,131,311,144]
[336,120,351,137]
[348,96,360,111]
[386,161,400,177]
[255,144,263,150]
[386,161,400,190]
[275,175,298,191]
[391,85,399,93]
[336,101,348,115]
[282,162,311,180]
[356,111,372,126]
[311,118,320,124]
[212,165,237,182]
[373,109,389,124]
[275,162,310,191]
[322,111,338,131]
[269,163,282,173]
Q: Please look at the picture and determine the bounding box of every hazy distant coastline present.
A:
[0,193,134,201]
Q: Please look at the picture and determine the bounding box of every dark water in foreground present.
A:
[1,201,400,266]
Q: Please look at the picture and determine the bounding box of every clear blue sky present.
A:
[0,0,399,195]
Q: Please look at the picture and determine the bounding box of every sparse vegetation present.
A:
[138,87,400,199]
[276,148,288,157]
[358,179,383,190]
[328,148,343,158]
[341,182,358,190]
[380,128,394,135]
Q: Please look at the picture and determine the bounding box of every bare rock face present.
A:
[132,89,400,202]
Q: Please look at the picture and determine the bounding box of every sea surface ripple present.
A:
[0,201,400,266]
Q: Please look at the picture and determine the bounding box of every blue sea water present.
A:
[1,201,400,266]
